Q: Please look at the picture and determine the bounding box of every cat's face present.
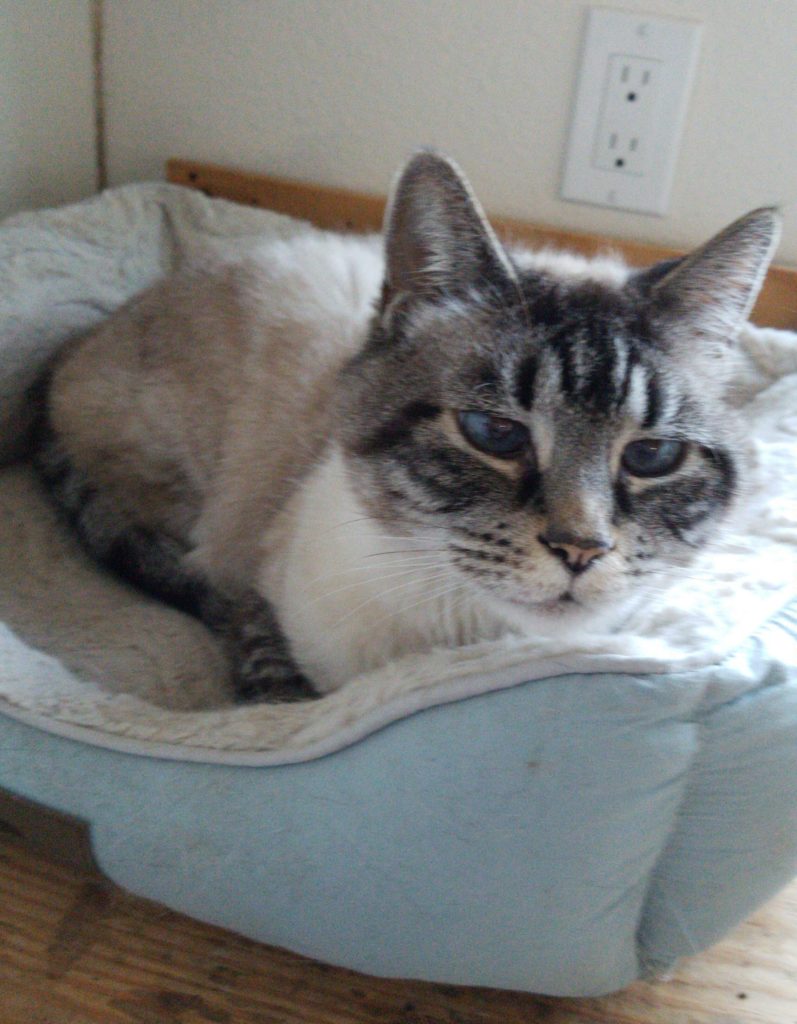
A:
[338,153,779,623]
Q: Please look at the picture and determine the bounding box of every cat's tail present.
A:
[28,368,213,621]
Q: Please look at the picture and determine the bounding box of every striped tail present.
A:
[29,372,212,620]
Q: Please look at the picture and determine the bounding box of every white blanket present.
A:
[0,184,795,762]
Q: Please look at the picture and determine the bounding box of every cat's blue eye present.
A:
[457,411,530,458]
[622,438,687,478]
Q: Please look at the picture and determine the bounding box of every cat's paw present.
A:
[233,659,319,703]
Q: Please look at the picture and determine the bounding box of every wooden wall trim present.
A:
[167,158,796,329]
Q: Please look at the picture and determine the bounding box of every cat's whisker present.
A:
[360,540,446,548]
[392,578,472,622]
[364,547,447,558]
[309,563,446,604]
[325,567,461,633]
[324,517,379,533]
[322,518,445,546]
[634,567,728,584]
[365,572,468,630]
[305,554,446,587]
[312,556,443,577]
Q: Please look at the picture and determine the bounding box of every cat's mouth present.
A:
[533,591,580,612]
[499,589,582,616]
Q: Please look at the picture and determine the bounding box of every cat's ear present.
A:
[380,151,516,311]
[647,208,781,340]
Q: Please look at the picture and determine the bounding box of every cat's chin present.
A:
[491,587,640,637]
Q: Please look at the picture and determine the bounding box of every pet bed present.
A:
[1,171,796,997]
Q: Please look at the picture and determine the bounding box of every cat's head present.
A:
[337,152,780,625]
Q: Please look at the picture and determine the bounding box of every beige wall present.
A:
[102,0,797,262]
[2,1,795,261]
[0,0,96,219]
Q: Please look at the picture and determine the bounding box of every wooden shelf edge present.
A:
[167,158,796,329]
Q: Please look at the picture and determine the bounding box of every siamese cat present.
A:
[33,152,780,700]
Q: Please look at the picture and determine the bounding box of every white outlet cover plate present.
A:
[561,7,702,216]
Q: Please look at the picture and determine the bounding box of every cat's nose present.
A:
[538,531,614,574]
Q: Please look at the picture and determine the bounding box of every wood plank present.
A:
[2,835,796,1024]
[167,158,797,330]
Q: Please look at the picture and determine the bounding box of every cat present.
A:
[31,151,780,701]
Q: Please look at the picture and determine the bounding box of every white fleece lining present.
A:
[0,184,795,765]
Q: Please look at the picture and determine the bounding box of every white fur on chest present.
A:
[263,447,520,693]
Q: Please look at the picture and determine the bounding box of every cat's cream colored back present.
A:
[49,232,384,587]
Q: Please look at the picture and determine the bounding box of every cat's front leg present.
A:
[204,589,318,703]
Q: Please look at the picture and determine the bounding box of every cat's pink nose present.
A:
[538,532,614,574]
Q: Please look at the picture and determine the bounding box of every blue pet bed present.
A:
[1,184,796,997]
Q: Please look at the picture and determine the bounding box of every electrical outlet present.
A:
[561,8,702,216]
[592,56,658,175]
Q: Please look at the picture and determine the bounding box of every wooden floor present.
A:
[2,836,796,1024]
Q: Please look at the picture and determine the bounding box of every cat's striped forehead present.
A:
[511,328,666,431]
[511,339,665,430]
[445,273,677,431]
